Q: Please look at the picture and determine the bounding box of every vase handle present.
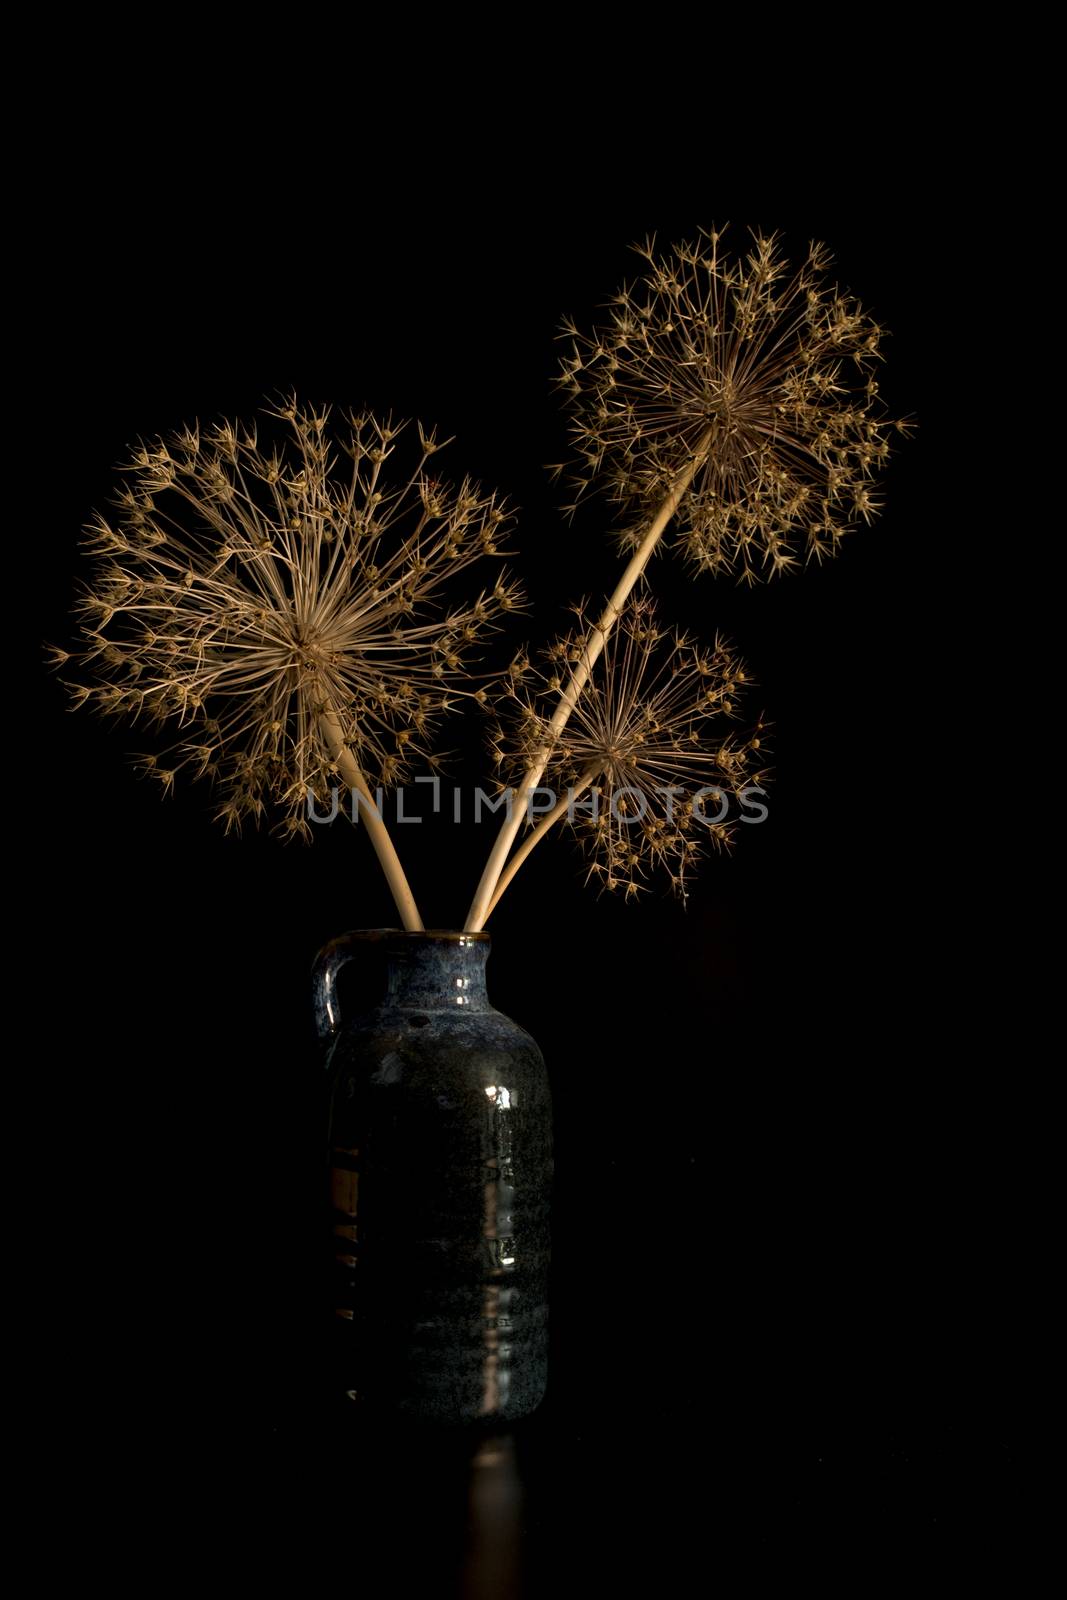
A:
[312,929,395,1053]
[311,933,361,1050]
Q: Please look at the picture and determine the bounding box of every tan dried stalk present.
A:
[318,697,424,930]
[464,434,711,930]
[483,762,602,921]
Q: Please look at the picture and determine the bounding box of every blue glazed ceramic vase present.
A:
[314,930,553,1426]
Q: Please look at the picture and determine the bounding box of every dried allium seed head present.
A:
[491,597,770,900]
[57,396,522,838]
[553,225,912,584]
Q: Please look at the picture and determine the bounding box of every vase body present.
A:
[315,930,552,1426]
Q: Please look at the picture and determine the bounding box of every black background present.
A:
[27,114,1033,1586]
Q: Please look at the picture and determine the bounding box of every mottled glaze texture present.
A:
[315,931,553,1426]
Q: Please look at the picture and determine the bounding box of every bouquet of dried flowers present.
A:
[53,226,909,933]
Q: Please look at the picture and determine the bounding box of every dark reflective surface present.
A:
[129,1367,1027,1594]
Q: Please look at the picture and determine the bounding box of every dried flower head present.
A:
[58,396,522,838]
[553,225,912,583]
[490,598,769,900]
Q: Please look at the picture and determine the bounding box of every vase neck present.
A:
[383,934,491,1012]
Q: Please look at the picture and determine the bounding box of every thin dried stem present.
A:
[464,430,712,931]
[484,761,603,921]
[318,699,424,931]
